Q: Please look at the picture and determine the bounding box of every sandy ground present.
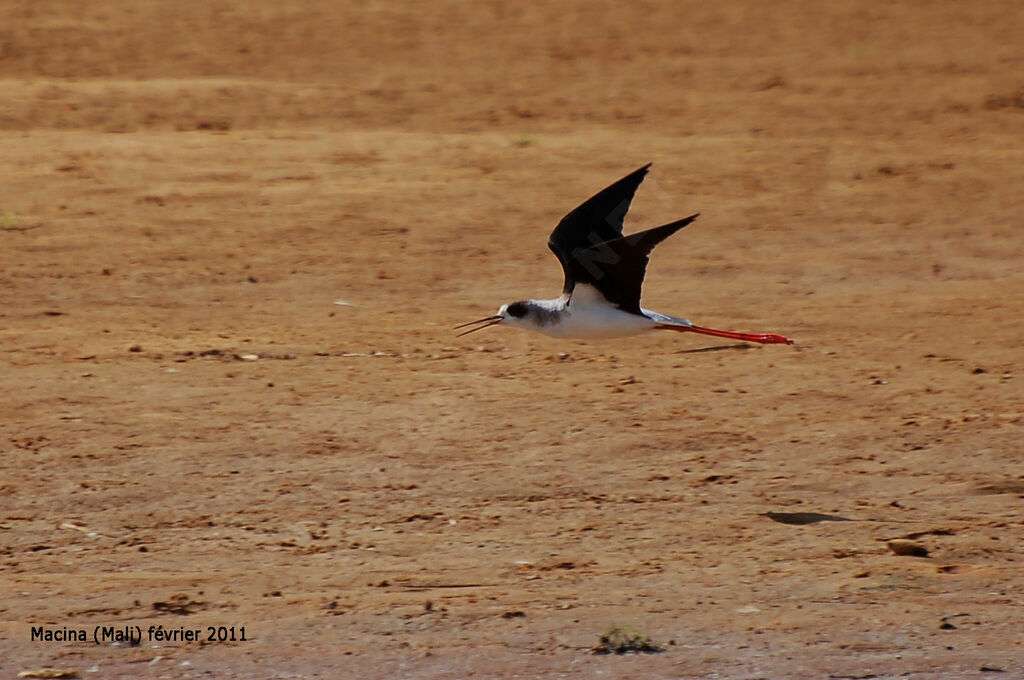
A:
[2,1,1023,678]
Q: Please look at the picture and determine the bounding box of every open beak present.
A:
[454,315,502,337]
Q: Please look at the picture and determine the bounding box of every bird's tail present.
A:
[643,310,692,327]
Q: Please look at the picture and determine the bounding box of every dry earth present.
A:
[1,2,1023,678]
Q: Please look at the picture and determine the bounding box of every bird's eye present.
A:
[507,302,527,318]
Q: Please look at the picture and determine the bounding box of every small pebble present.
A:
[887,539,929,557]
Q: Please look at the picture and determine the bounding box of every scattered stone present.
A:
[18,671,79,679]
[501,610,525,619]
[763,511,853,525]
[887,539,929,557]
[593,627,663,655]
[152,593,204,615]
[701,474,735,484]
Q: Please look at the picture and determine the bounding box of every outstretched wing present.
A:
[547,164,651,295]
[565,214,700,315]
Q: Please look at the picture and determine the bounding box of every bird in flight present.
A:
[456,164,793,345]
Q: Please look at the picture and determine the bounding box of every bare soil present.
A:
[2,2,1023,678]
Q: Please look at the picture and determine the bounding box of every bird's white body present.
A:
[499,284,691,339]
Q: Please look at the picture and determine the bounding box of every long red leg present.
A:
[657,323,793,345]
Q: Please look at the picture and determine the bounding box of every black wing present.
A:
[565,214,700,315]
[547,164,651,294]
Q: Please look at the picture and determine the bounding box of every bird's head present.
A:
[455,301,530,337]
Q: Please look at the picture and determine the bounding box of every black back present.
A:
[547,164,651,293]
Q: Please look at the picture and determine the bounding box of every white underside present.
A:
[513,284,691,339]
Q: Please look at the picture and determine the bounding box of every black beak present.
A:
[454,315,502,337]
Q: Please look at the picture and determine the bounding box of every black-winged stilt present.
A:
[456,164,793,345]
